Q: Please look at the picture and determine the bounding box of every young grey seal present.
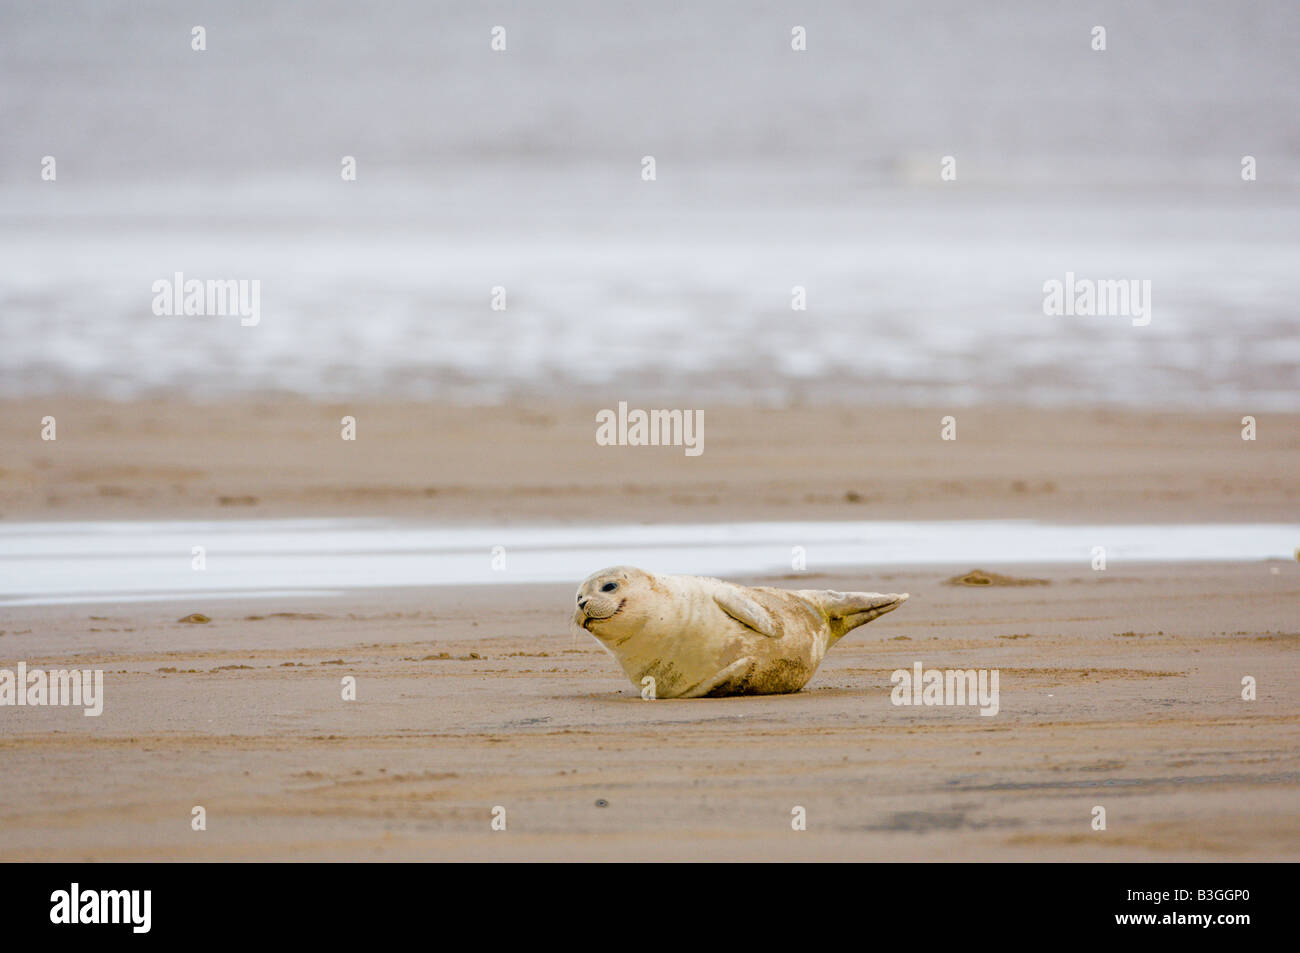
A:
[573,566,908,698]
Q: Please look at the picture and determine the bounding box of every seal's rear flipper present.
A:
[809,590,909,641]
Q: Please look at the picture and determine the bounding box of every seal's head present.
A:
[572,565,657,640]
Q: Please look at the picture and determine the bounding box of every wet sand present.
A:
[1,561,1297,861]
[2,398,1297,524]
[0,399,1297,860]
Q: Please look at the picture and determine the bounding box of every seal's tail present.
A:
[807,590,909,644]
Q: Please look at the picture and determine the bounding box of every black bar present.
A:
[3,863,1280,940]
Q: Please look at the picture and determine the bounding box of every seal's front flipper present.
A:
[714,588,781,637]
[809,590,909,640]
[678,657,756,698]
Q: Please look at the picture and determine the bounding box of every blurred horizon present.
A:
[2,0,1298,409]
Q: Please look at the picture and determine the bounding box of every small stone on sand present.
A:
[946,569,1048,587]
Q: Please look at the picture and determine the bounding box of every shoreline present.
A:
[3,519,1298,608]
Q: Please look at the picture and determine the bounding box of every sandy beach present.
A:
[5,0,1300,892]
[3,398,1297,524]
[1,398,1296,861]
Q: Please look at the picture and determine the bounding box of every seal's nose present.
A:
[577,596,589,611]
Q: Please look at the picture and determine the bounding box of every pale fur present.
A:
[573,566,908,698]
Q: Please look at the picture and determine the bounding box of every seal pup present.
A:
[573,566,908,698]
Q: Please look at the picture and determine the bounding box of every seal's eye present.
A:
[601,582,618,592]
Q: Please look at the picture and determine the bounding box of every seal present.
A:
[572,566,909,698]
